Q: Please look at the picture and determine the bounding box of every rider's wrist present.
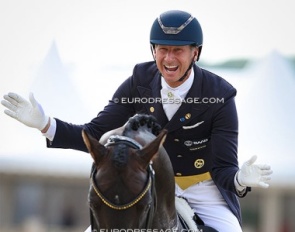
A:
[41,117,50,133]
[234,171,246,195]
[236,171,246,187]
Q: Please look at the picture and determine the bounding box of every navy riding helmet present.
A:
[150,10,203,61]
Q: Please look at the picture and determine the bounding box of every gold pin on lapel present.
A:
[150,107,155,113]
[185,113,191,119]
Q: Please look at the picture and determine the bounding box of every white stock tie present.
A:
[160,69,194,121]
[160,88,182,120]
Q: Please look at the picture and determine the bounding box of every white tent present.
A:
[217,51,295,185]
[0,41,129,177]
[0,42,93,177]
[29,41,90,123]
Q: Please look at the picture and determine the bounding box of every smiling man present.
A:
[2,10,272,232]
[153,44,198,87]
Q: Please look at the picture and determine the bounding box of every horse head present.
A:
[82,114,174,229]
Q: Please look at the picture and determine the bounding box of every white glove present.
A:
[1,92,49,131]
[237,155,273,188]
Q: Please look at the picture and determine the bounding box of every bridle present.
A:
[90,135,157,230]
[91,169,152,210]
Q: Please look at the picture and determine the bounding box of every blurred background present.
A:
[0,0,295,231]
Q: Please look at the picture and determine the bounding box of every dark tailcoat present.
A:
[48,61,249,224]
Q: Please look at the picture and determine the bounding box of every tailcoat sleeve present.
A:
[210,88,239,190]
[209,85,250,197]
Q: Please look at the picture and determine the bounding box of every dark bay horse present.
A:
[82,114,216,231]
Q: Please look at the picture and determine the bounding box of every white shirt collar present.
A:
[161,68,194,99]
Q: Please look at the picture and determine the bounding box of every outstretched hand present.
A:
[237,155,273,188]
[1,92,49,131]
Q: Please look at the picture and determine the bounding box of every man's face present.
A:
[153,45,198,88]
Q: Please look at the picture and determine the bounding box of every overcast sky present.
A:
[1,0,295,81]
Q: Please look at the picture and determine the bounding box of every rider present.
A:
[1,10,272,232]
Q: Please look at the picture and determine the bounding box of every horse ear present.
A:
[137,129,167,167]
[82,130,107,165]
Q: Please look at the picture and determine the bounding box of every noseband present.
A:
[90,135,157,229]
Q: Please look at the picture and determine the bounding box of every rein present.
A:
[90,135,157,229]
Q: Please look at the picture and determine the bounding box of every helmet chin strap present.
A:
[177,57,195,82]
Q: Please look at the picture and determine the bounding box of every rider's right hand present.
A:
[1,92,49,131]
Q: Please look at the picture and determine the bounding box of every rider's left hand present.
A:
[237,155,273,188]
